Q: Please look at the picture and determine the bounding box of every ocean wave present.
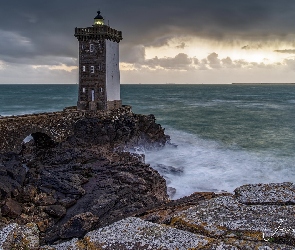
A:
[145,128,295,199]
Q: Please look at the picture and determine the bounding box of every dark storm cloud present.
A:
[1,0,295,66]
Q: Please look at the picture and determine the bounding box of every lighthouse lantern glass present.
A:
[94,19,104,25]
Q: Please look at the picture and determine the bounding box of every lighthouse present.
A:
[74,11,123,111]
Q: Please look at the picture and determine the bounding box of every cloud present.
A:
[241,44,264,50]
[121,44,146,64]
[1,1,295,57]
[284,58,295,70]
[122,49,282,72]
[176,42,186,49]
[145,53,193,70]
[1,1,295,83]
[0,63,77,83]
[221,57,233,65]
[207,52,221,68]
[0,30,35,57]
[274,49,295,54]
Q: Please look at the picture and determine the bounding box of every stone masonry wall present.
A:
[0,106,132,153]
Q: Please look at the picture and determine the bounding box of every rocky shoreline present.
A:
[1,110,295,249]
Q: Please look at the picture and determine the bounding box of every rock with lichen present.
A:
[2,183,295,248]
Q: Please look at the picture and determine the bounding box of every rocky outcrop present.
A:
[138,182,295,248]
[41,216,295,250]
[235,182,295,205]
[1,108,295,249]
[0,110,169,245]
[38,183,295,249]
[2,181,295,249]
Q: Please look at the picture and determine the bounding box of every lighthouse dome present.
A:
[94,11,103,19]
[94,11,104,25]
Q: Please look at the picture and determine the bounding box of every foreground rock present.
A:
[2,183,295,248]
[139,182,295,248]
[41,217,210,249]
[41,217,295,250]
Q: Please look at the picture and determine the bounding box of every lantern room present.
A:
[94,11,104,26]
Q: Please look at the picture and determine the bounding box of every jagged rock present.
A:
[0,223,39,250]
[58,197,76,208]
[42,217,210,249]
[167,186,176,198]
[3,182,295,248]
[41,217,295,249]
[0,111,170,245]
[35,193,57,206]
[59,212,99,239]
[170,195,295,246]
[137,192,220,225]
[235,182,295,205]
[0,154,26,201]
[44,205,66,218]
[1,198,22,219]
[0,223,17,249]
[0,175,22,200]
[37,220,50,233]
[41,153,168,243]
[154,164,184,175]
[22,185,38,202]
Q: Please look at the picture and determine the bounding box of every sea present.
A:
[1,84,294,199]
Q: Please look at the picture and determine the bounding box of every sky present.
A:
[1,0,295,84]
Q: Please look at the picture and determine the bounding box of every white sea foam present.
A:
[145,128,295,199]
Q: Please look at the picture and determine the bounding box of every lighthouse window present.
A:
[82,87,86,93]
[90,44,94,52]
[99,87,103,93]
[82,66,86,72]
[90,66,95,73]
[91,90,95,101]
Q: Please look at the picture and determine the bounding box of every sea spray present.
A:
[145,127,295,199]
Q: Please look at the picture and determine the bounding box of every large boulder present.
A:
[234,182,295,205]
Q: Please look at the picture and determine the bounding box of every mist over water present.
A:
[1,84,295,199]
[145,128,295,199]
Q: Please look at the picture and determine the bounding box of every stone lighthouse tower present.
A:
[74,11,123,111]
